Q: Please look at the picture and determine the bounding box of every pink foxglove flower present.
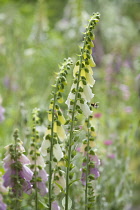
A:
[51,201,60,210]
[3,141,33,195]
[29,148,48,196]
[36,168,48,196]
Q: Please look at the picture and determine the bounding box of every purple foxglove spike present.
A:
[20,165,33,181]
[38,169,48,182]
[90,167,100,178]
[36,182,48,196]
[51,201,60,210]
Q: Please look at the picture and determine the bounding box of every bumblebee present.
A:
[91,102,99,109]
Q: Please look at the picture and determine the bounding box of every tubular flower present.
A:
[3,140,33,195]
[36,169,48,196]
[51,201,60,210]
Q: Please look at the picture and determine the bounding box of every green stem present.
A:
[85,121,90,210]
[49,92,57,210]
[34,135,38,210]
[14,134,19,210]
[65,57,83,210]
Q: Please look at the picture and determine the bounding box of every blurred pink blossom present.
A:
[0,106,5,122]
[104,140,113,145]
[94,112,102,118]
[76,147,81,152]
[119,84,130,100]
[124,106,133,113]
[79,125,83,130]
[107,154,115,159]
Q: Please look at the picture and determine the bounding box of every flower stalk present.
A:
[3,130,33,210]
[65,12,100,210]
[40,58,73,209]
[29,108,48,210]
[83,118,100,209]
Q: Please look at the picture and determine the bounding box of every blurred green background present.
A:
[0,0,140,209]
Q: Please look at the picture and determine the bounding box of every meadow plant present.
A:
[0,176,7,210]
[64,12,100,210]
[29,108,48,209]
[1,12,100,209]
[3,130,33,209]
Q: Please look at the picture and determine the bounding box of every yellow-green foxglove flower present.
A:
[89,56,96,67]
[58,114,66,124]
[57,125,66,141]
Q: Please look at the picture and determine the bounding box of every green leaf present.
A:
[54,181,65,193]
[69,179,80,187]
[38,200,49,209]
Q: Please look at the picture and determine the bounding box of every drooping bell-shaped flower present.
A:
[51,201,60,210]
[3,140,33,195]
[36,169,48,196]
